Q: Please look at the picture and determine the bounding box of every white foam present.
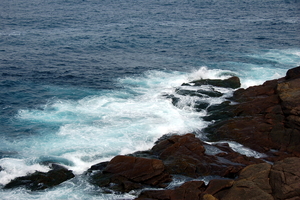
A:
[188,66,236,81]
[236,65,287,88]
[4,66,288,199]
[15,69,229,176]
[0,158,50,185]
[206,141,266,158]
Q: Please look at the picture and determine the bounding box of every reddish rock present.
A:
[151,134,263,178]
[136,181,205,200]
[90,67,300,199]
[89,134,263,194]
[89,155,172,192]
[205,66,300,157]
[136,189,172,200]
[105,156,166,183]
[211,157,300,200]
[204,179,234,195]
[211,163,273,200]
[220,179,274,200]
[270,157,300,200]
[151,133,209,177]
[238,163,272,194]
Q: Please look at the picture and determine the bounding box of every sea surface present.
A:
[0,0,300,199]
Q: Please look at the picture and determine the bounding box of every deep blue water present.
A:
[0,0,300,199]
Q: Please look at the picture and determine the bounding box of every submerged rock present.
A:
[3,164,74,191]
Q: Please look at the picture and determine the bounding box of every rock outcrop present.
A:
[88,155,172,193]
[150,133,263,178]
[136,157,300,200]
[270,157,300,200]
[3,164,74,191]
[204,66,300,159]
[88,133,264,193]
[87,66,300,199]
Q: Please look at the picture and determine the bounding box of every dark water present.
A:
[0,0,299,199]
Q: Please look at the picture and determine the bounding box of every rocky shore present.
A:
[3,66,300,200]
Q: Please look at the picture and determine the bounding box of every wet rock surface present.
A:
[204,66,300,159]
[150,134,263,178]
[131,66,300,199]
[136,157,300,200]
[88,155,172,193]
[3,164,74,191]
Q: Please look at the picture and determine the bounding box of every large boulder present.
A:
[212,163,273,200]
[89,155,172,193]
[151,134,263,178]
[3,164,74,191]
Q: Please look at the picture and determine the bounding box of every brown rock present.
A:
[211,163,273,200]
[277,78,300,114]
[203,194,218,200]
[151,134,262,178]
[205,67,300,156]
[136,189,172,200]
[151,134,209,177]
[204,179,234,195]
[238,163,272,194]
[137,181,205,200]
[104,155,166,183]
[286,66,300,80]
[221,179,274,200]
[90,155,172,192]
[270,157,300,200]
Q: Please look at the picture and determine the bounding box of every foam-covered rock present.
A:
[3,164,74,191]
[151,134,263,178]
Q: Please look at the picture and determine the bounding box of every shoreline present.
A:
[3,66,300,200]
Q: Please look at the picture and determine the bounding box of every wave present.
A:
[1,58,299,199]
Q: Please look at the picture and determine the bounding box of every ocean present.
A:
[0,0,299,199]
